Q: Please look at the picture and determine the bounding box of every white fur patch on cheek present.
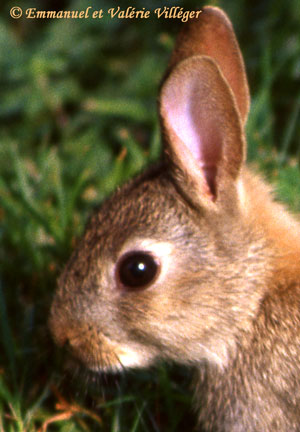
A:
[117,345,152,369]
[237,177,246,211]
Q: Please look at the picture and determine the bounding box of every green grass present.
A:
[1,0,300,430]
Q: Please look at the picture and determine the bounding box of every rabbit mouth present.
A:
[63,329,150,373]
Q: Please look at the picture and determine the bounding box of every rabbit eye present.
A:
[117,251,160,290]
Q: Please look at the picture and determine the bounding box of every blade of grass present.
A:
[131,402,146,432]
[7,144,55,241]
[84,98,151,122]
[279,94,300,165]
[148,123,161,161]
[46,148,68,242]
[0,279,17,391]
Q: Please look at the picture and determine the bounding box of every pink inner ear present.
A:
[164,76,222,196]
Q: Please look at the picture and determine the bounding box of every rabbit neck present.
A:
[195,282,300,431]
[240,168,300,281]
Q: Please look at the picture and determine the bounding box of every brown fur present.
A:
[49,6,300,431]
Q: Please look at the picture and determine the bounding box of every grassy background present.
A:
[0,0,300,430]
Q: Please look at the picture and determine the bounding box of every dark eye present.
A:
[117,251,160,290]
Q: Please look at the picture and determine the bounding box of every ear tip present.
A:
[201,5,229,18]
[182,6,231,30]
[200,6,233,29]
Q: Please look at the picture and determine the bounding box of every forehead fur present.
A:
[84,163,198,251]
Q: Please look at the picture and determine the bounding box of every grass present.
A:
[0,0,300,430]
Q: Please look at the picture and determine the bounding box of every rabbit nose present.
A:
[48,312,70,348]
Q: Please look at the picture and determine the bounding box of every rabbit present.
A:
[49,6,300,432]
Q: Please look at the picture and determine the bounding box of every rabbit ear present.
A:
[166,6,250,124]
[160,55,245,205]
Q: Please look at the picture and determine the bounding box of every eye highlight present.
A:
[117,251,160,290]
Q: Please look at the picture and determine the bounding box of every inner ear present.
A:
[167,79,223,197]
[160,56,245,203]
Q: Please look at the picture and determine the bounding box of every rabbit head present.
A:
[49,6,270,374]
